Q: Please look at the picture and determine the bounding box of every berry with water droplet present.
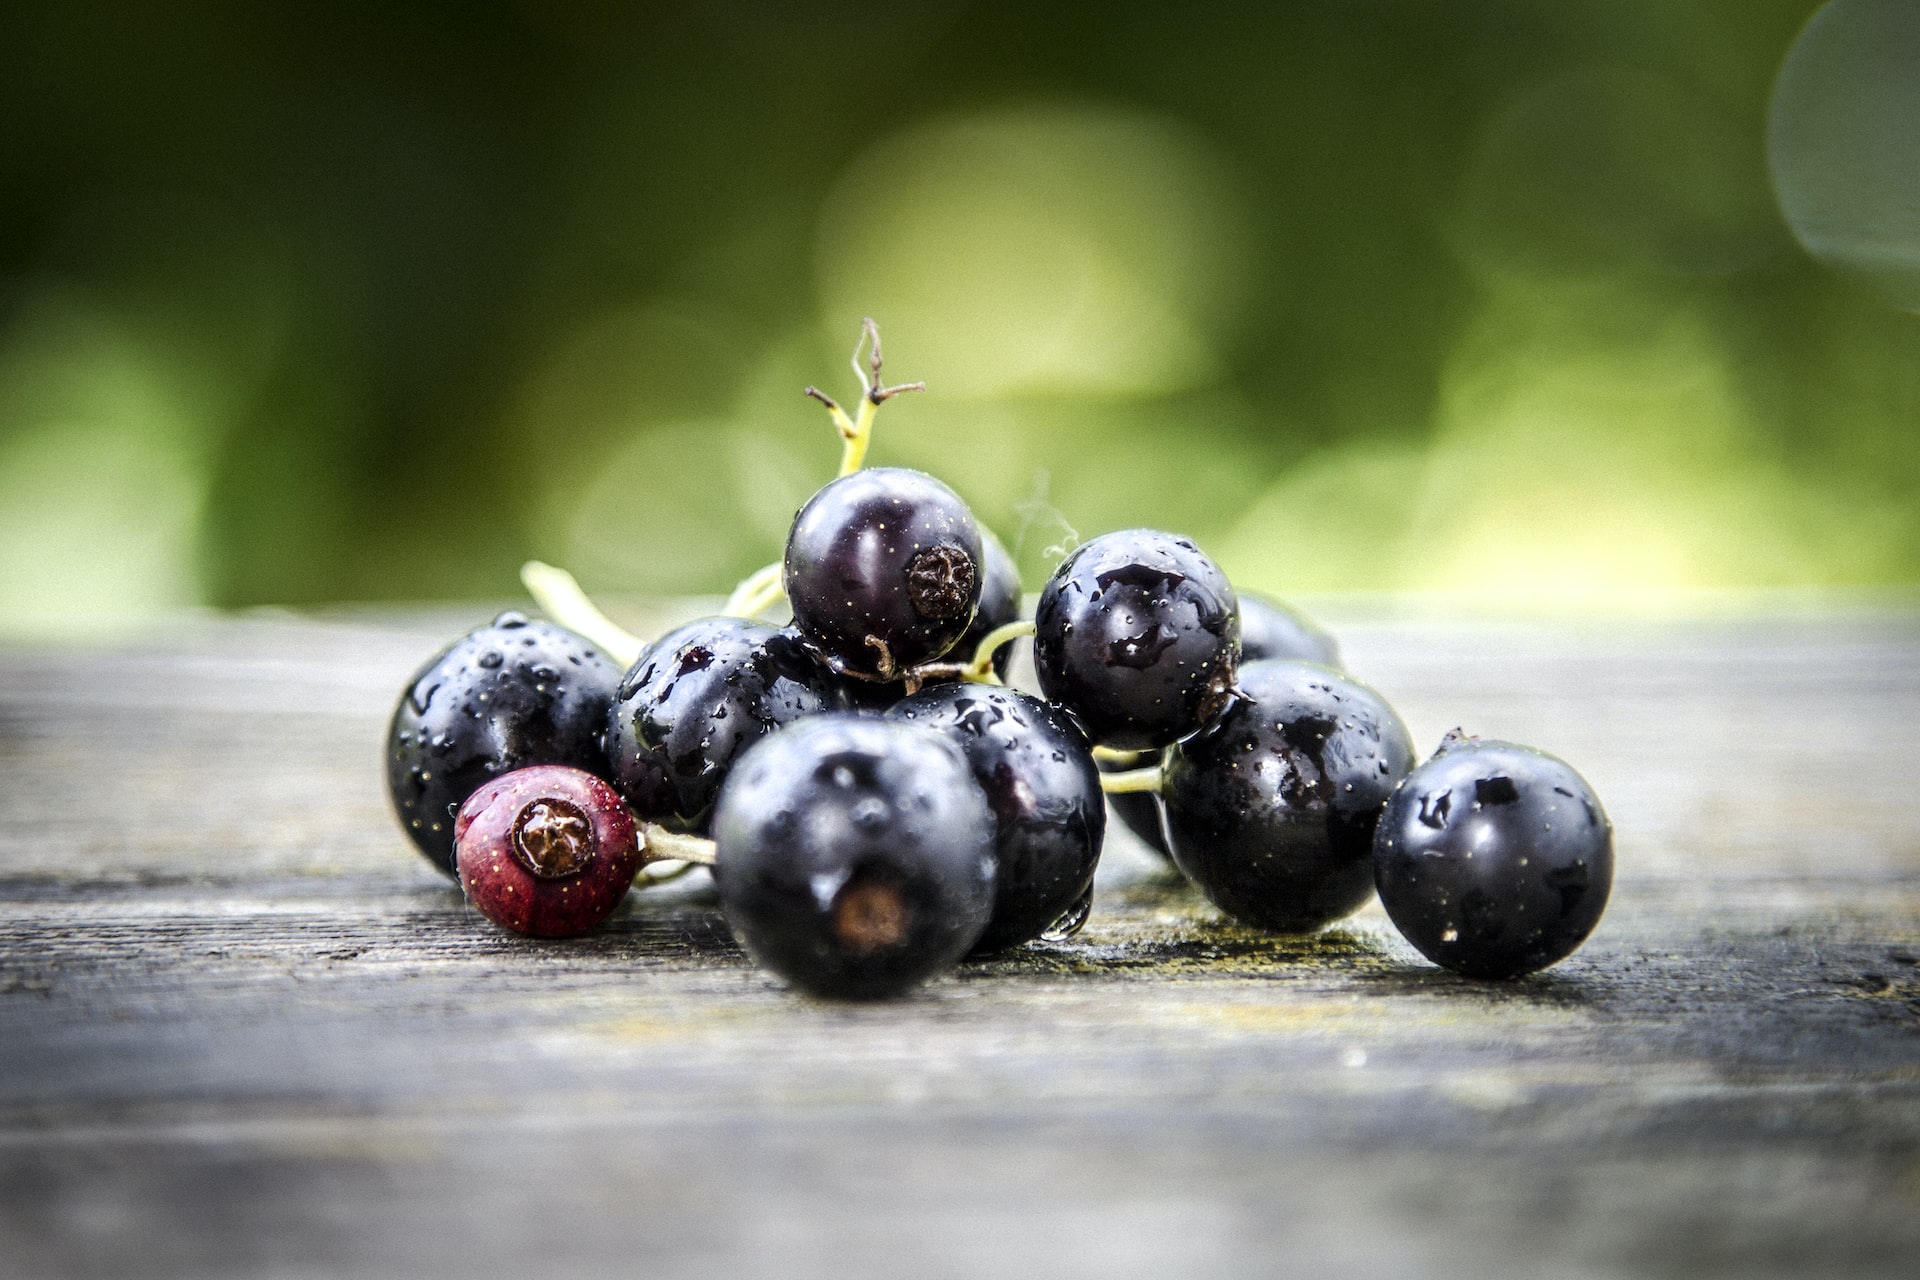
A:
[1033,530,1239,750]
[889,683,1104,952]
[1373,734,1612,978]
[606,617,842,834]
[712,713,995,999]
[387,612,622,876]
[1105,592,1340,859]
[783,467,983,683]
[1164,660,1413,932]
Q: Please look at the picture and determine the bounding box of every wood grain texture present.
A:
[1,602,1917,1279]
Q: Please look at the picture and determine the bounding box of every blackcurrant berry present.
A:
[387,612,622,876]
[1033,530,1239,750]
[605,618,840,834]
[1164,660,1414,933]
[454,765,642,937]
[888,683,1104,953]
[712,713,995,999]
[1240,592,1340,668]
[783,467,984,682]
[1373,735,1613,978]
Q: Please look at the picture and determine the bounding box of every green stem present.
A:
[520,561,645,667]
[1098,765,1164,795]
[899,618,1036,691]
[1091,744,1144,765]
[839,395,877,477]
[639,823,717,866]
[633,861,696,889]
[723,561,786,619]
[805,318,922,479]
[965,618,1035,680]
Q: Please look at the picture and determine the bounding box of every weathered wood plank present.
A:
[1,602,1916,1279]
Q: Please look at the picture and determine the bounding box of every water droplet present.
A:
[1040,883,1095,941]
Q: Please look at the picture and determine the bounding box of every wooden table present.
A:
[3,601,1916,1279]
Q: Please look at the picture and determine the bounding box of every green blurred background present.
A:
[3,0,1917,636]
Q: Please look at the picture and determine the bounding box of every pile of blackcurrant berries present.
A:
[387,322,1613,998]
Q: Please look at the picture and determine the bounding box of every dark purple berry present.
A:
[1373,735,1613,978]
[454,765,641,937]
[889,683,1104,953]
[1033,530,1239,751]
[387,612,622,876]
[783,467,983,682]
[712,714,995,999]
[1164,660,1414,933]
[606,618,840,834]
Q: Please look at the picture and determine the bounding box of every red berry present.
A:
[454,765,640,937]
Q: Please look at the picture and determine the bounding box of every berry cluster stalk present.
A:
[520,561,645,667]
[805,317,924,478]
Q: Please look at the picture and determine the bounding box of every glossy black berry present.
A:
[889,683,1104,953]
[606,618,840,834]
[387,612,622,877]
[1240,592,1340,668]
[1033,530,1239,751]
[1164,660,1414,933]
[1373,735,1613,978]
[712,714,996,999]
[783,467,984,682]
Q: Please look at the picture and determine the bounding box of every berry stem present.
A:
[519,561,645,667]
[899,618,1036,692]
[1098,764,1164,795]
[1091,744,1141,765]
[806,318,922,478]
[633,861,696,888]
[639,823,717,866]
[967,618,1036,677]
[723,561,787,619]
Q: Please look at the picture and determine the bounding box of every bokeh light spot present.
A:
[1769,0,1920,310]
[0,291,212,638]
[815,104,1252,398]
[553,420,798,598]
[1224,287,1914,608]
[0,423,204,638]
